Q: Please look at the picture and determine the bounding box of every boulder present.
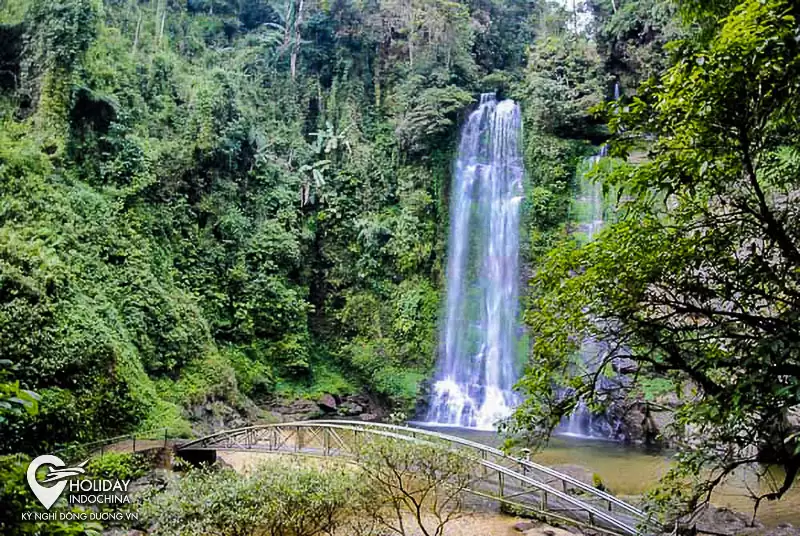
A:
[271,398,322,421]
[318,393,337,412]
[690,505,763,535]
[359,413,379,422]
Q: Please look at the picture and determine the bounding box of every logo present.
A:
[22,454,138,523]
[26,455,88,510]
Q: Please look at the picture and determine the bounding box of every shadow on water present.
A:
[413,424,800,527]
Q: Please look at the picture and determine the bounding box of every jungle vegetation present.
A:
[0,0,592,455]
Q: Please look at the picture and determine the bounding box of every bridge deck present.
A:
[177,420,660,536]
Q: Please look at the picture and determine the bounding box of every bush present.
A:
[141,460,366,536]
[86,452,149,481]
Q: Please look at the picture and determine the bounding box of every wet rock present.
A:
[514,521,539,532]
[359,413,379,422]
[318,393,337,412]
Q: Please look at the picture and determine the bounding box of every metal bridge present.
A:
[177,420,659,536]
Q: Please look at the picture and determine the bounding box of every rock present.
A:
[189,400,251,436]
[271,398,323,421]
[359,413,379,422]
[318,393,337,412]
[612,358,638,374]
[338,402,364,416]
[523,526,574,536]
[690,505,763,536]
[788,407,800,428]
[550,464,594,487]
[767,524,800,536]
[513,521,539,532]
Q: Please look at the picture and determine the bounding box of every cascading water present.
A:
[560,81,630,439]
[560,153,617,439]
[425,93,524,430]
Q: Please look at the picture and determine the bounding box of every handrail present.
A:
[52,427,172,458]
[177,420,653,535]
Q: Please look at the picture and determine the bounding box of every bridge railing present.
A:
[52,427,175,462]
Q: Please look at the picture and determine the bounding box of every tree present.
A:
[515,0,800,524]
[356,438,473,536]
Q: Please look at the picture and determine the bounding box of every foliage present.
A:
[85,452,149,481]
[0,360,39,425]
[141,461,365,536]
[516,0,800,522]
[521,30,606,139]
[0,0,544,454]
[515,4,605,270]
[587,0,684,90]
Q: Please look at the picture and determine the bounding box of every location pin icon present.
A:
[27,455,67,510]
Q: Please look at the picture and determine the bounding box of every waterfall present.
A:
[560,144,625,440]
[425,93,524,430]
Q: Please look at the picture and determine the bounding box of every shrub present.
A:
[86,452,149,481]
[141,460,365,536]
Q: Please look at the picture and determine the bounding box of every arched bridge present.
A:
[176,420,660,536]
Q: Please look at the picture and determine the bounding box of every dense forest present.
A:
[3,0,800,530]
[0,0,609,453]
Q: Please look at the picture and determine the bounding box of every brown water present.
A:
[421,426,800,527]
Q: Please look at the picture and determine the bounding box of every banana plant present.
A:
[299,159,331,206]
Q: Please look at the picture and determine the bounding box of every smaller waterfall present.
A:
[560,83,626,440]
[559,148,619,440]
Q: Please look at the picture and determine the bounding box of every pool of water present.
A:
[415,425,800,527]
